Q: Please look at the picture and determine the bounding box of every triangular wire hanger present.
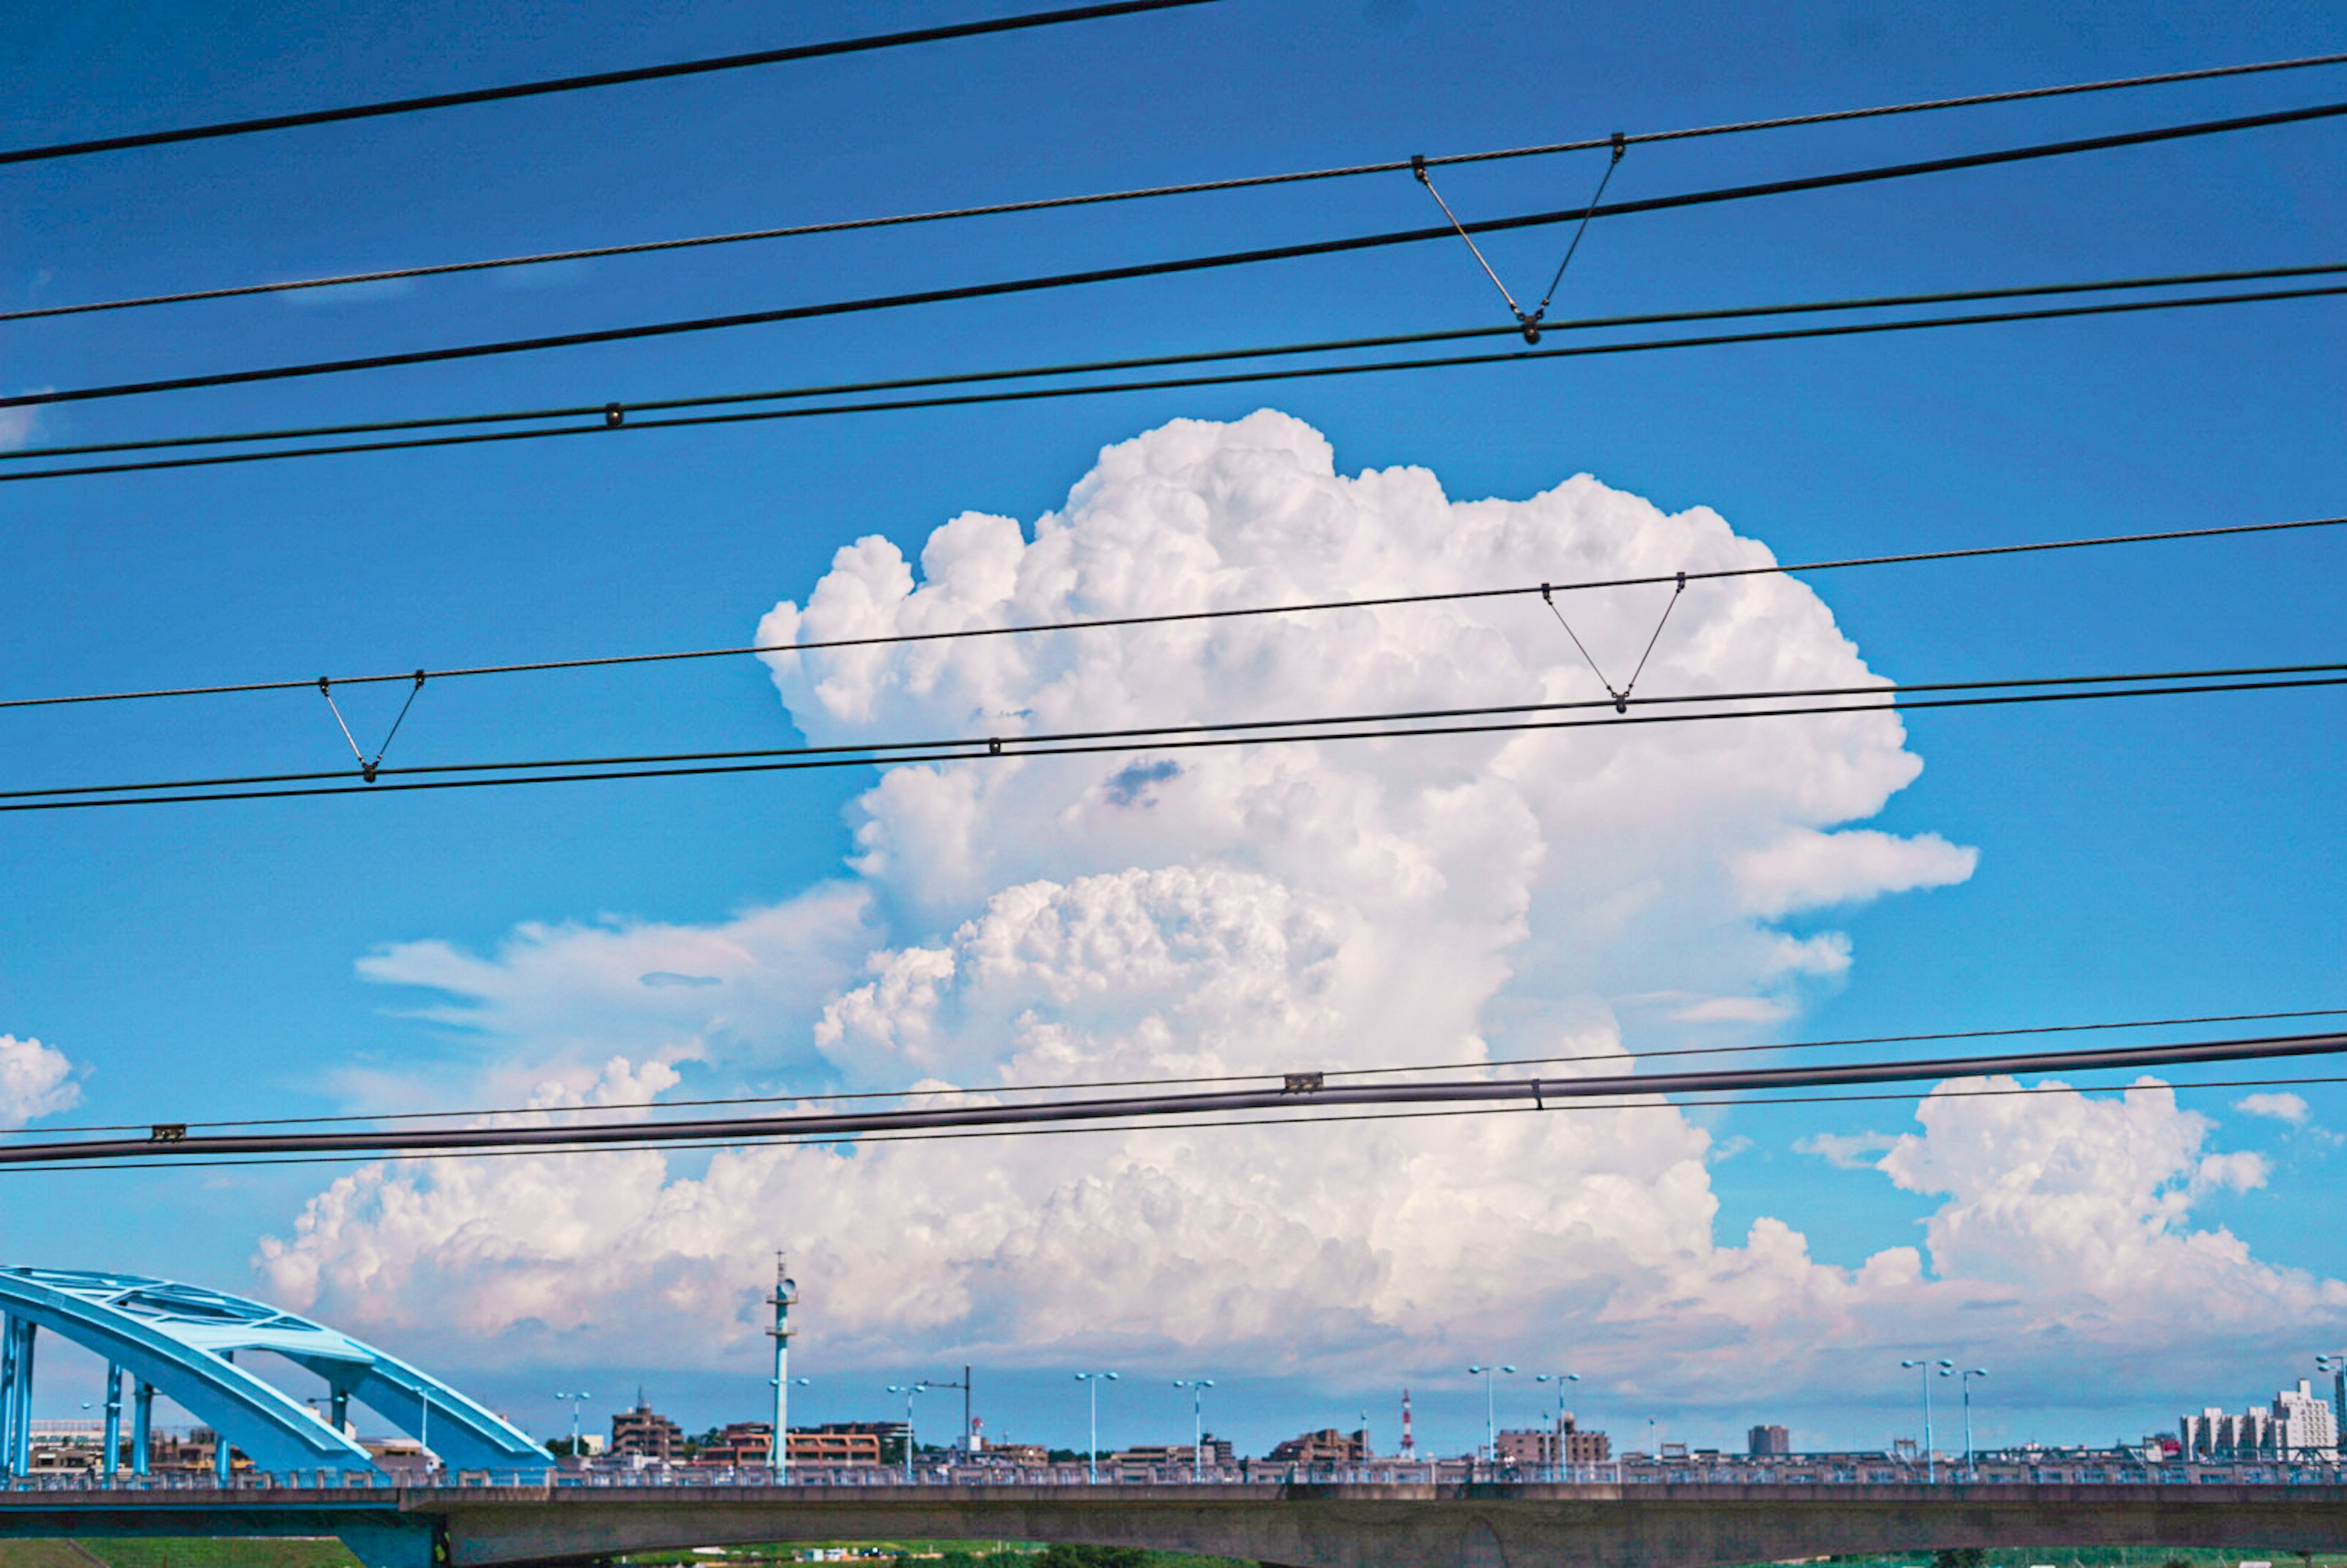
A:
[1414,132,1626,342]
[318,670,426,782]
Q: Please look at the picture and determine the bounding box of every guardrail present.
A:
[4,1459,2347,1492]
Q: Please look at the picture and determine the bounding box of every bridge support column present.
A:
[1,1318,34,1476]
[101,1365,122,1485]
[213,1427,232,1486]
[0,1314,15,1479]
[131,1380,153,1477]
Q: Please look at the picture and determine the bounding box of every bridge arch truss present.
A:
[0,1267,546,1481]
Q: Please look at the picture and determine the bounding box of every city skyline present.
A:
[4,0,2342,1481]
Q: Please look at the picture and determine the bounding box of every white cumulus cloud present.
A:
[1732,828,1979,917]
[0,1034,78,1129]
[254,412,2338,1398]
[2235,1091,2310,1124]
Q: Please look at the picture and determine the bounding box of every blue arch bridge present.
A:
[3,1267,2346,1568]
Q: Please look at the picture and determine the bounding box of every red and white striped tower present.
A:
[1400,1388,1415,1457]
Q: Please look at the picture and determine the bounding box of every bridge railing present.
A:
[7,1459,2347,1492]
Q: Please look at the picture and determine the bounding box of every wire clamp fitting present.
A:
[987,737,1002,756]
[604,403,625,428]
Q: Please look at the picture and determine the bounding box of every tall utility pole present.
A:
[768,1256,798,1481]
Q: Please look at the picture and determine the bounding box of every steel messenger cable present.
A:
[9,281,2347,483]
[9,1006,2340,1138]
[6,661,2343,813]
[8,265,2343,478]
[0,1,1222,168]
[0,1030,2340,1167]
[7,513,2338,712]
[7,48,2346,323]
[7,95,2346,414]
[18,1074,2347,1176]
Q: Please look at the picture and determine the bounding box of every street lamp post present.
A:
[1074,1372,1118,1484]
[1900,1358,1953,1482]
[1535,1372,1580,1481]
[1466,1365,1516,1476]
[553,1391,592,1461]
[2317,1354,2347,1450]
[1171,1379,1216,1482]
[886,1383,936,1483]
[1948,1368,1987,1478]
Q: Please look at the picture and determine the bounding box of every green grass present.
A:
[615,1548,1255,1568]
[0,1541,362,1568]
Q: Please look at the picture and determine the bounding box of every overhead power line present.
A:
[10,276,2346,483]
[11,264,2339,471]
[11,1005,2338,1140]
[9,49,2346,324]
[0,1030,2337,1167]
[17,1071,2347,1176]
[10,510,2338,713]
[6,661,2341,814]
[7,97,2343,413]
[0,1,1220,169]
[5,508,2338,713]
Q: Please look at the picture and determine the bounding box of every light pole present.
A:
[767,1261,798,1481]
[1535,1372,1580,1481]
[886,1382,936,1482]
[1900,1358,1953,1482]
[1074,1372,1118,1484]
[553,1391,593,1460]
[1172,1379,1215,1481]
[1947,1368,1986,1477]
[2317,1354,2347,1449]
[770,1377,807,1480]
[1466,1365,1516,1473]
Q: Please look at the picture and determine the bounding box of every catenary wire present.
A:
[0,1,1220,169]
[13,263,2341,466]
[11,278,2347,486]
[9,661,2341,796]
[9,1006,2338,1140]
[9,49,2346,323]
[5,665,2342,814]
[7,509,2341,713]
[9,97,2345,414]
[13,1071,2347,1175]
[0,1030,2336,1166]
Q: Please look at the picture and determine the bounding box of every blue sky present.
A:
[2,0,2343,1459]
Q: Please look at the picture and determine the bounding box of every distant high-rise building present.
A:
[2181,1379,2338,1459]
[1749,1424,1791,1456]
[1497,1418,1611,1468]
[2274,1380,2338,1456]
[610,1398,684,1462]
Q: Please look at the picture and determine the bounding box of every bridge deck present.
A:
[0,1482,2342,1568]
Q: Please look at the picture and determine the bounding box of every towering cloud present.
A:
[256,411,2329,1402]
